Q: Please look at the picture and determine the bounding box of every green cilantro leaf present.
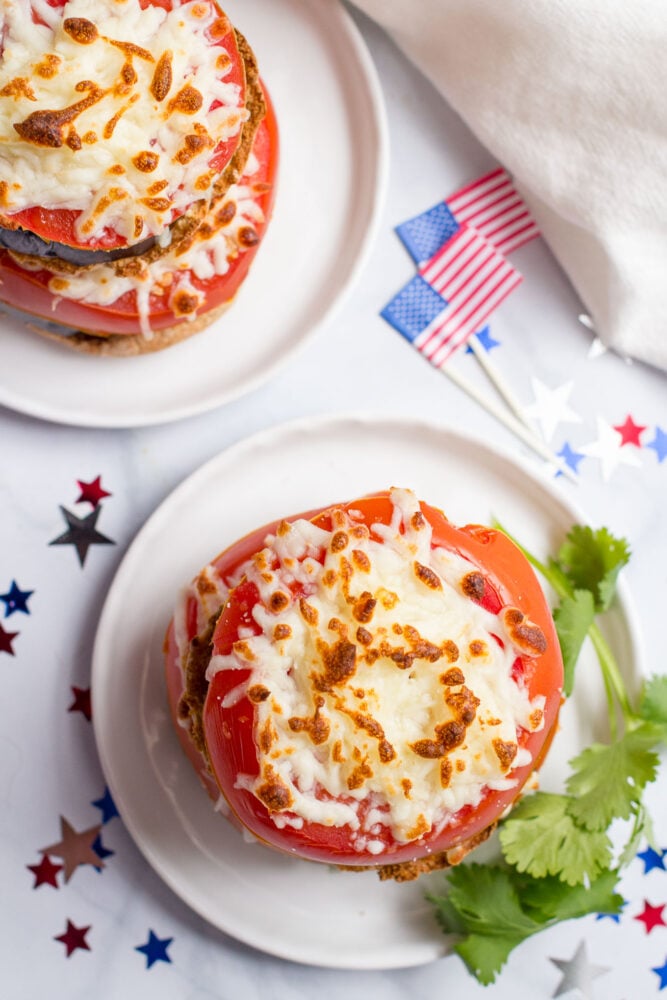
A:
[556,526,630,611]
[639,675,667,732]
[566,726,661,830]
[428,865,543,984]
[553,590,596,696]
[498,792,612,885]
[518,867,623,923]
[428,864,624,984]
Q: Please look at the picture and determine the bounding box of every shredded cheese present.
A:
[0,0,246,241]
[196,489,548,849]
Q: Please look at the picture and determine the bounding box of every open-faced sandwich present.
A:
[164,488,563,881]
[0,0,277,354]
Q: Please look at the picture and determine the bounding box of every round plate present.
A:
[0,0,387,428]
[91,413,643,969]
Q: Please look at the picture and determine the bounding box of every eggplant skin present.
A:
[0,224,156,265]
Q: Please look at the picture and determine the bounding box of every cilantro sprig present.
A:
[428,524,667,985]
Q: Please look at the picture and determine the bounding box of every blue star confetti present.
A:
[91,787,119,825]
[646,426,667,463]
[135,930,173,969]
[92,832,115,872]
[556,442,586,475]
[465,325,500,353]
[0,580,33,617]
[637,846,667,874]
[652,956,667,991]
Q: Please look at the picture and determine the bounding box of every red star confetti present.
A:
[54,919,91,958]
[27,854,62,889]
[68,685,92,722]
[580,416,643,481]
[76,476,112,509]
[613,414,647,447]
[635,900,666,934]
[0,622,18,656]
[40,817,104,881]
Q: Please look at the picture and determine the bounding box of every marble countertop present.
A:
[1,3,666,998]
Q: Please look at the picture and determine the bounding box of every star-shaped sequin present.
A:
[54,919,91,958]
[40,817,104,881]
[653,956,667,991]
[91,786,119,824]
[68,685,92,722]
[49,506,115,567]
[646,426,667,463]
[0,622,18,656]
[525,378,583,442]
[638,846,667,874]
[27,854,62,889]
[635,900,666,934]
[466,325,500,353]
[580,416,643,481]
[76,476,112,509]
[549,940,609,998]
[613,414,647,447]
[556,441,586,475]
[91,832,115,871]
[0,580,33,617]
[135,930,173,969]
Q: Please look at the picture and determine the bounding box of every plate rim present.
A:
[0,0,389,429]
[91,410,646,969]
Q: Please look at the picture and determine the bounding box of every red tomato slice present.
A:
[0,85,278,335]
[166,493,563,869]
[1,0,246,250]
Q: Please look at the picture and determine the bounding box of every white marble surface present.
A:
[1,4,666,998]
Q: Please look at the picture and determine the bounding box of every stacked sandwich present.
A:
[0,0,277,353]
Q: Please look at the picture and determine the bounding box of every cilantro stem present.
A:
[589,623,634,724]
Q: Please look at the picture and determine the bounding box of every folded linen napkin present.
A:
[350,0,667,372]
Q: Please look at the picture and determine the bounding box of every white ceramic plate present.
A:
[91,413,643,969]
[0,0,387,428]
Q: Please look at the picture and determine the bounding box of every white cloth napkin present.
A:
[351,0,667,373]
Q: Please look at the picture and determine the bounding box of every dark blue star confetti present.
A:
[92,833,115,872]
[135,930,173,969]
[637,846,667,874]
[91,786,119,825]
[0,580,34,617]
[646,426,667,463]
[652,956,667,991]
[465,325,500,353]
[49,506,115,567]
[557,441,586,475]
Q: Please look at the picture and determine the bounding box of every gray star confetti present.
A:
[49,505,115,567]
[549,940,610,998]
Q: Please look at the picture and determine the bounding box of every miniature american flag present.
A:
[447,168,540,255]
[416,225,522,363]
[396,167,539,265]
[382,223,521,368]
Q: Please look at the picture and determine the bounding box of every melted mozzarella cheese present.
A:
[0,0,246,240]
[206,489,548,848]
[21,164,265,337]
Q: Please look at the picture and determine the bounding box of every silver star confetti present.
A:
[549,940,610,999]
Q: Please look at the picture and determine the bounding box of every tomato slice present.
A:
[166,492,563,869]
[1,0,247,250]
[0,84,278,335]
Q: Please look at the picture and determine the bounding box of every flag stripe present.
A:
[414,224,522,360]
[446,169,540,252]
